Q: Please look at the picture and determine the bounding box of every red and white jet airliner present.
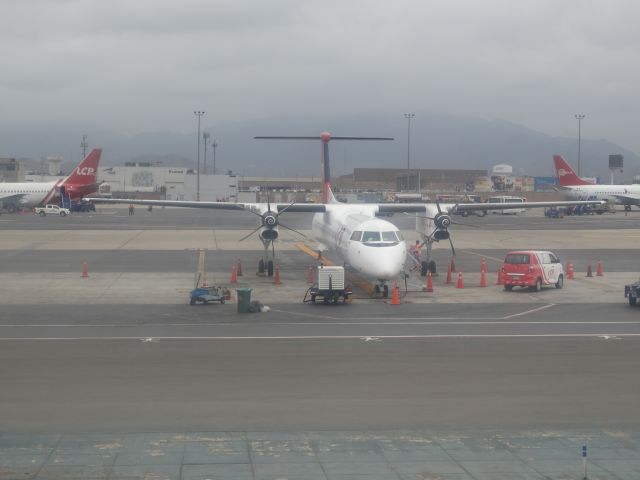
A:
[0,149,102,212]
[554,154,640,210]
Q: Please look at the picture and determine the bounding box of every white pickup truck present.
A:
[34,204,71,217]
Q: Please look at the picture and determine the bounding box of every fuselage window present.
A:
[350,231,362,241]
[362,231,381,242]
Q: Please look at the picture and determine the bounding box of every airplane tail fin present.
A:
[63,149,102,186]
[321,132,338,204]
[553,155,592,186]
[254,132,393,205]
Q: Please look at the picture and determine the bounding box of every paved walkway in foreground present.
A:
[1,430,638,479]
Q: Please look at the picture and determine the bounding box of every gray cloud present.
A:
[2,0,640,154]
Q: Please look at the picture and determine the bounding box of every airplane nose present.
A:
[361,243,405,280]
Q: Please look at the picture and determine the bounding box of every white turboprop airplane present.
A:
[87,133,602,297]
[0,149,103,212]
[554,154,640,211]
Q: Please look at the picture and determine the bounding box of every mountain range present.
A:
[3,111,638,181]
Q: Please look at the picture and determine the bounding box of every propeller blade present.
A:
[239,225,262,242]
[450,220,479,228]
[277,201,296,217]
[436,199,442,214]
[448,235,456,258]
[403,212,437,221]
[279,222,308,239]
[245,208,263,218]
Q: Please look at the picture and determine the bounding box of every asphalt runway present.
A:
[2,205,640,230]
[0,248,635,273]
[1,206,640,478]
[2,336,639,434]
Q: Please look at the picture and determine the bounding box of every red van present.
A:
[501,250,564,291]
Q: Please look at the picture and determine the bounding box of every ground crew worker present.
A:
[128,204,134,216]
[409,240,423,271]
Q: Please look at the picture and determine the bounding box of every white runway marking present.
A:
[503,304,556,318]
[1,334,640,341]
[3,320,640,327]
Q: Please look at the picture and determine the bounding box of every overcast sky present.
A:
[2,0,640,154]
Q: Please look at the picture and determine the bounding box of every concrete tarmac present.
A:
[1,207,640,479]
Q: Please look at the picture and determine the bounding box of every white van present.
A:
[486,196,527,215]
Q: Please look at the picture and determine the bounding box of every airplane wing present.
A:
[613,194,640,205]
[88,197,603,215]
[449,200,604,213]
[0,193,27,202]
[375,199,604,215]
[85,197,327,213]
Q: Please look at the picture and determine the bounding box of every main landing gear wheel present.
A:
[421,261,429,277]
[383,285,389,298]
[267,260,274,277]
[374,285,380,295]
[630,296,637,306]
[258,259,265,274]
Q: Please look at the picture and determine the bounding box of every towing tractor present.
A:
[306,265,352,304]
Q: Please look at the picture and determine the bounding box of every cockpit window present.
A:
[396,231,404,241]
[350,231,362,241]
[381,231,398,242]
[362,231,381,242]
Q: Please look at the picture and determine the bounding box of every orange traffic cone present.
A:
[424,272,434,292]
[236,259,243,276]
[391,283,400,305]
[446,261,453,284]
[307,265,314,284]
[481,256,486,273]
[230,265,238,284]
[480,269,487,288]
[274,266,282,285]
[596,260,604,277]
[456,271,464,289]
[567,262,574,280]
[586,263,593,277]
[81,261,89,278]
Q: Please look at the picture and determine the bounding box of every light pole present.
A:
[212,140,218,175]
[575,114,585,177]
[202,132,210,175]
[404,113,415,171]
[80,134,88,158]
[194,111,205,200]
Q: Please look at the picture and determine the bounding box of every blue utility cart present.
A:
[190,286,226,305]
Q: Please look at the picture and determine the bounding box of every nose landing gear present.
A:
[374,282,389,298]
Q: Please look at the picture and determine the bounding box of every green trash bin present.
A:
[236,288,252,313]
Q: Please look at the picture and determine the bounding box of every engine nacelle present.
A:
[260,228,279,241]
[433,230,450,241]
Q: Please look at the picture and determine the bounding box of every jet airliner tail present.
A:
[553,155,593,186]
[60,148,103,199]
